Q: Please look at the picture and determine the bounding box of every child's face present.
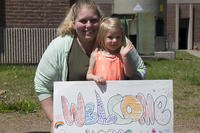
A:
[103,29,122,52]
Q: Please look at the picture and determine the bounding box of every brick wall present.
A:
[0,0,113,64]
[2,0,70,28]
[167,4,176,42]
[0,0,5,26]
[167,3,200,49]
[194,4,200,42]
[1,0,113,28]
[180,4,189,18]
[98,4,113,17]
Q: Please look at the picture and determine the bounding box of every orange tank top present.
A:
[93,51,125,80]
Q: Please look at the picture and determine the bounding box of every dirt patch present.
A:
[0,111,50,133]
[174,118,200,133]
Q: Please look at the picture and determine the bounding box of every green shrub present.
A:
[0,99,38,114]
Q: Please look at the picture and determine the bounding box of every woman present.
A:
[34,0,146,128]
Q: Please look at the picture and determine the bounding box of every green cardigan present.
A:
[34,35,146,101]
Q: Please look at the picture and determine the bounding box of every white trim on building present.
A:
[168,0,200,4]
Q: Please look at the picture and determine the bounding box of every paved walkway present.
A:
[142,50,200,60]
[187,50,200,58]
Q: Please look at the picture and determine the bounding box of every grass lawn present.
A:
[145,51,200,121]
[145,51,200,131]
[0,65,38,113]
[0,51,199,129]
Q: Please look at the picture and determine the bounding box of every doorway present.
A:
[129,35,137,49]
[179,19,189,49]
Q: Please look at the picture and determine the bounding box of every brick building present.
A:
[0,0,70,28]
[2,0,199,64]
[0,0,113,64]
[0,0,113,28]
[167,0,200,50]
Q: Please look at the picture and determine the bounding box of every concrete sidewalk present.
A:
[142,50,200,60]
[187,50,200,58]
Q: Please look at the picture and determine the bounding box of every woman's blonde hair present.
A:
[57,0,103,36]
[96,17,126,51]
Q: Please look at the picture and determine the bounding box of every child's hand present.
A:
[120,43,133,58]
[94,76,106,85]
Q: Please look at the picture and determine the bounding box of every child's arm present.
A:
[120,43,134,79]
[86,49,106,84]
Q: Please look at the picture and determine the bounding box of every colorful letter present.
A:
[61,93,85,127]
[96,91,117,125]
[121,95,143,122]
[108,94,132,125]
[85,102,98,125]
[137,93,155,125]
[155,95,171,125]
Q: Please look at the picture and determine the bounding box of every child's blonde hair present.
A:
[57,0,103,36]
[96,17,126,51]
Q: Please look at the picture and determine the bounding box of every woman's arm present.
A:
[34,37,66,122]
[41,97,53,122]
[125,38,146,79]
[41,97,54,132]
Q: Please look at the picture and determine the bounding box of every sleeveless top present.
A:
[67,38,90,80]
[93,51,125,80]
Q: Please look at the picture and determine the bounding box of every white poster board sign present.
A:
[53,80,173,133]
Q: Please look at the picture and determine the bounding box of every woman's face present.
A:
[74,6,100,43]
